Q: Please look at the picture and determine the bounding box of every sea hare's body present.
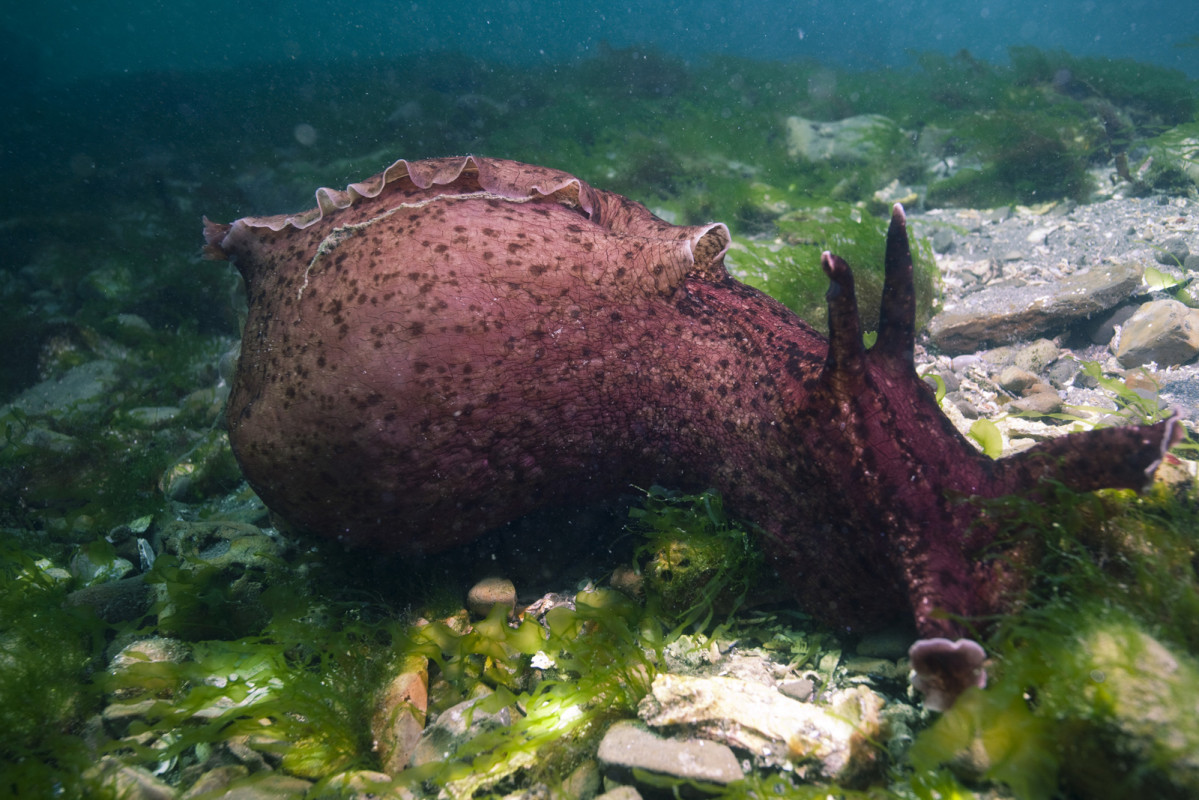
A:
[205,156,1178,704]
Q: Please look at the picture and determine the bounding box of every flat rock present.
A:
[928,261,1143,354]
[637,673,886,781]
[5,359,120,418]
[784,114,900,163]
[597,719,742,787]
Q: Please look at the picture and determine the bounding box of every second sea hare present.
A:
[204,156,1181,708]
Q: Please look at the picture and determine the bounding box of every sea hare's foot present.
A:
[909,638,988,711]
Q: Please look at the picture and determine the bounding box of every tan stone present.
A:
[371,654,429,774]
[1115,299,1199,368]
[467,576,517,618]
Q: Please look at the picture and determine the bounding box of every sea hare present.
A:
[204,156,1181,708]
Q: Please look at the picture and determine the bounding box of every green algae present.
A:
[629,486,764,625]
[726,202,940,336]
[5,463,1199,798]
[926,109,1096,207]
[0,542,108,797]
[907,478,1199,798]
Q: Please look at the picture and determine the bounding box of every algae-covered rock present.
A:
[785,114,904,165]
[912,616,1199,800]
[1060,623,1199,799]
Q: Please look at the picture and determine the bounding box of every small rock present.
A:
[1115,299,1199,368]
[311,770,414,799]
[65,574,153,623]
[597,719,743,787]
[467,576,517,618]
[372,654,429,774]
[950,354,983,372]
[180,765,250,798]
[108,637,190,701]
[1155,235,1190,267]
[779,677,816,701]
[83,757,175,800]
[997,366,1041,395]
[560,759,602,800]
[980,346,1018,367]
[1013,339,1060,373]
[1124,369,1163,395]
[410,692,512,767]
[70,547,134,586]
[1008,391,1064,418]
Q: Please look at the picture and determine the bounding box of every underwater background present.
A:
[5,0,1199,85]
[3,1,1199,798]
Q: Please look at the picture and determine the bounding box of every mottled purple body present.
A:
[204,156,1178,659]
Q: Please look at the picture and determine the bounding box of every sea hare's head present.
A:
[908,637,988,711]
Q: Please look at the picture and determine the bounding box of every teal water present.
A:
[4,0,1198,85]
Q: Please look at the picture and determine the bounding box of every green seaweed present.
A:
[0,540,109,797]
[927,109,1097,207]
[629,486,764,626]
[726,203,939,335]
[1009,46,1197,128]
[909,479,1199,797]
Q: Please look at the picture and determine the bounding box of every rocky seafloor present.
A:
[3,50,1199,800]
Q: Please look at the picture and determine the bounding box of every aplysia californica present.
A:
[204,156,1181,708]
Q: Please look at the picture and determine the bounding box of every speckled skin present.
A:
[204,156,1179,643]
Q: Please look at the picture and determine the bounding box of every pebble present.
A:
[997,366,1041,395]
[1155,235,1190,266]
[595,787,643,800]
[1008,391,1065,418]
[467,576,518,618]
[1013,339,1060,373]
